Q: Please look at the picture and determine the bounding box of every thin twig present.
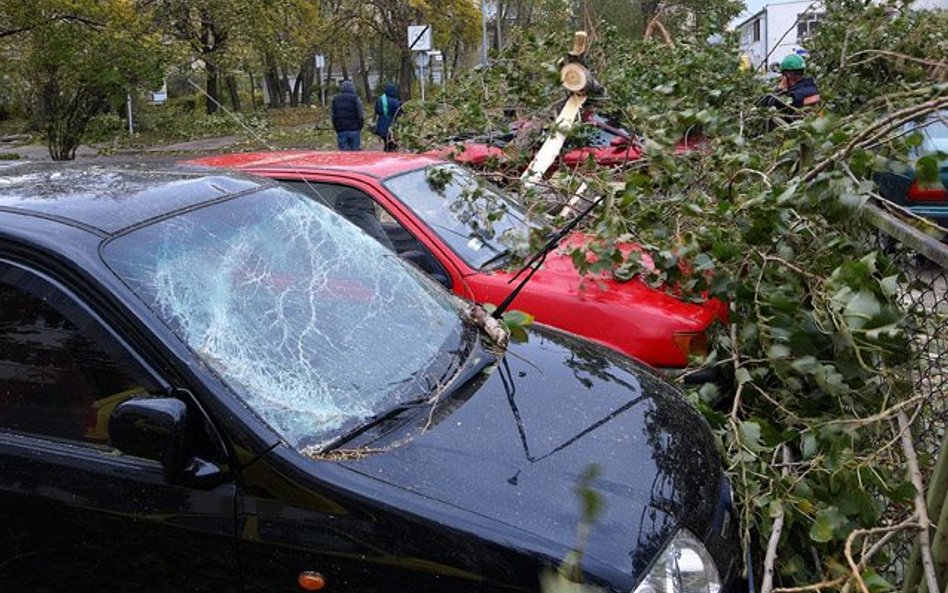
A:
[898,410,941,593]
[845,49,948,71]
[762,445,792,593]
[840,518,921,593]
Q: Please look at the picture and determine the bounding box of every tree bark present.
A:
[300,57,315,105]
[225,75,241,112]
[399,51,413,100]
[248,71,257,109]
[205,60,220,114]
[282,67,296,107]
[263,53,285,108]
[357,44,372,103]
[494,0,503,53]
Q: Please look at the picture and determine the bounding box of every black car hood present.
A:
[339,326,724,585]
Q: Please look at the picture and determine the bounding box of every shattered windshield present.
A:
[104,187,465,449]
[382,164,532,270]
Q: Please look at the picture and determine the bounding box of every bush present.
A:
[84,113,126,143]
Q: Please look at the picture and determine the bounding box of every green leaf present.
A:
[768,344,791,360]
[862,569,895,593]
[502,310,535,327]
[810,506,845,543]
[904,131,924,149]
[735,367,752,385]
[879,274,899,297]
[887,481,917,504]
[508,325,529,343]
[916,155,940,185]
[802,433,818,459]
[739,421,763,453]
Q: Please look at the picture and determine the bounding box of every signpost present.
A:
[408,25,432,101]
[407,25,432,52]
[414,52,430,101]
[315,54,326,105]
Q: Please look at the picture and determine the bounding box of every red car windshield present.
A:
[383,164,532,270]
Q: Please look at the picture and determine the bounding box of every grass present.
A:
[0,101,387,155]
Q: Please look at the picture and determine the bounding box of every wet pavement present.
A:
[0,134,247,162]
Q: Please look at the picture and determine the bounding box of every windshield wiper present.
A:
[317,397,432,453]
[479,249,511,270]
[491,194,605,319]
[318,329,496,454]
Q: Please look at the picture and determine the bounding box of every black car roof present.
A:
[0,161,267,235]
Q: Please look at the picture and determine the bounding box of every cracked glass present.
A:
[104,187,466,449]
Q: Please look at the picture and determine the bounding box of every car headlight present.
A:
[632,529,722,593]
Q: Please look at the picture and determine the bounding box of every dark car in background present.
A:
[0,162,740,593]
[876,111,948,232]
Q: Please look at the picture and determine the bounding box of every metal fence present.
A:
[862,201,948,585]
[865,203,948,454]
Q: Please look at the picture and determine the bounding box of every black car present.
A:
[876,111,948,232]
[0,162,741,593]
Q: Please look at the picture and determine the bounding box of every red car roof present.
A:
[189,151,443,179]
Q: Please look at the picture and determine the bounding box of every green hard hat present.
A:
[780,54,806,72]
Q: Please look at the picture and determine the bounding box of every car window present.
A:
[382,164,532,270]
[920,119,947,156]
[281,180,453,289]
[103,187,468,450]
[0,270,149,445]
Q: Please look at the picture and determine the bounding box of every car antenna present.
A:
[492,193,605,319]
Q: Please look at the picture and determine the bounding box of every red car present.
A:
[431,111,706,171]
[190,151,725,371]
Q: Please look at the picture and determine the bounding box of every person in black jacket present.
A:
[759,54,821,115]
[331,80,364,151]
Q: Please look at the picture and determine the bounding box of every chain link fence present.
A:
[863,202,948,584]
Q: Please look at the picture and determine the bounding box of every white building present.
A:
[736,0,948,71]
[736,1,822,71]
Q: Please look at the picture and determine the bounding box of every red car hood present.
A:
[426,144,506,166]
[463,234,725,368]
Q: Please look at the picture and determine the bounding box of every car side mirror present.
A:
[109,397,223,486]
[610,136,628,147]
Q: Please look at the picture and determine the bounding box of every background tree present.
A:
[0,0,166,159]
[153,0,249,114]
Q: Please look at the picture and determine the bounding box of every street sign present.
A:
[315,54,325,69]
[414,52,430,68]
[407,25,431,51]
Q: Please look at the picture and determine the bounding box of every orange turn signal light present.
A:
[298,571,326,591]
[673,331,710,358]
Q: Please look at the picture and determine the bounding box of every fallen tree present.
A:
[399,1,948,589]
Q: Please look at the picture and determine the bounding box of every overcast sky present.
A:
[732,0,769,26]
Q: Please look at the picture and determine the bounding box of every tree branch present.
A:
[898,410,941,593]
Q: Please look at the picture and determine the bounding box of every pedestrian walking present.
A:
[374,83,402,152]
[331,80,364,151]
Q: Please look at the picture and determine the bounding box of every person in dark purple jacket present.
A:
[331,80,365,150]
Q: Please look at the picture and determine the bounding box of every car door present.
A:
[0,259,241,592]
